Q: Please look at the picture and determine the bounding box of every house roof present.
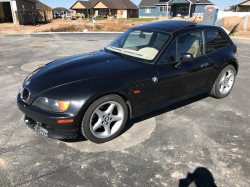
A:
[139,0,166,7]
[236,0,250,6]
[139,0,214,7]
[35,0,52,10]
[53,7,70,13]
[71,0,138,10]
[78,1,93,9]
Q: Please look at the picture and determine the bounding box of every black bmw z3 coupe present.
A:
[17,21,238,143]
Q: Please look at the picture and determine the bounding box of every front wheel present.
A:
[209,65,236,98]
[81,95,128,143]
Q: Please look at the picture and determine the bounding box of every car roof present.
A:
[134,20,219,33]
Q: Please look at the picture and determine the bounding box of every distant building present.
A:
[0,0,36,24]
[70,0,138,18]
[236,0,250,12]
[53,7,71,18]
[138,0,214,18]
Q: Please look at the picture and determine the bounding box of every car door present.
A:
[126,66,159,112]
[157,31,213,102]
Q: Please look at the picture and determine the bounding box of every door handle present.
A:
[201,63,209,68]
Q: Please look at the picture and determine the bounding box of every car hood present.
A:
[25,50,149,95]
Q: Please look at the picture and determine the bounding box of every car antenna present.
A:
[193,5,204,23]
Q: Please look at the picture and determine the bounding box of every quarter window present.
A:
[145,8,151,13]
[205,30,230,53]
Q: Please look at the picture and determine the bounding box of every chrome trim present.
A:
[21,87,31,103]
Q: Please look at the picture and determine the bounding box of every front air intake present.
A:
[21,88,30,102]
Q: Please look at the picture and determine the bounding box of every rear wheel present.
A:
[81,95,128,143]
[209,65,236,98]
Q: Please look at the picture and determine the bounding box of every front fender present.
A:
[38,76,134,118]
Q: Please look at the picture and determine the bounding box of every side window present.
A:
[160,31,204,64]
[205,30,230,53]
[160,40,177,64]
[177,31,204,59]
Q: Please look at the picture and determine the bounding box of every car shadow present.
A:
[179,167,217,187]
[62,132,88,142]
[62,93,209,143]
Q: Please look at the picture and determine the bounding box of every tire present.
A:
[81,94,128,143]
[209,65,236,98]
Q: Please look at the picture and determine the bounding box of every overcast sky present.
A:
[39,0,245,10]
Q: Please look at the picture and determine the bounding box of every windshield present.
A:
[106,29,171,63]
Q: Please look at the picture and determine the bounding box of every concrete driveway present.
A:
[0,33,249,187]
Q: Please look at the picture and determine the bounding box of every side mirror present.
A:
[175,53,193,68]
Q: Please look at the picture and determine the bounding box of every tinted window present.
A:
[123,30,153,48]
[177,31,204,59]
[160,40,177,63]
[108,29,171,62]
[205,31,230,53]
[160,31,204,64]
[153,33,171,50]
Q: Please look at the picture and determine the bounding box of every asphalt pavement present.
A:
[0,33,249,187]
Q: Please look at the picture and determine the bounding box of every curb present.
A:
[1,32,124,36]
[35,32,124,34]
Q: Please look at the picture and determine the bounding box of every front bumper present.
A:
[24,115,78,139]
[17,95,82,139]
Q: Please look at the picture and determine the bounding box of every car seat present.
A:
[178,35,201,58]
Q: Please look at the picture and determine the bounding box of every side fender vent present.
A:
[126,79,152,89]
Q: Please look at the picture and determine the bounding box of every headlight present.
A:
[33,97,71,112]
[19,84,24,94]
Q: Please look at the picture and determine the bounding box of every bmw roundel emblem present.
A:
[152,77,158,83]
[25,81,31,86]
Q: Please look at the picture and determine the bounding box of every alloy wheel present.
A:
[219,69,235,95]
[89,101,124,139]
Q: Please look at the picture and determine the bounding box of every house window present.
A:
[160,6,168,12]
[131,10,133,14]
[145,8,151,13]
[179,7,188,12]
